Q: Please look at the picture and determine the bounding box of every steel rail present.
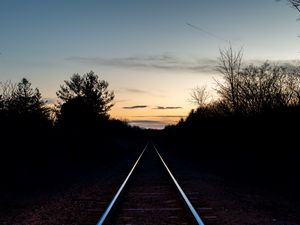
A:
[96,143,148,225]
[153,143,206,225]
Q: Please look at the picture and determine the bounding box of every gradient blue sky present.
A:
[0,0,299,128]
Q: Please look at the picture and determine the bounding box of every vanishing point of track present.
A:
[96,142,206,225]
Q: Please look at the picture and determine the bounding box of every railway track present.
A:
[96,143,208,225]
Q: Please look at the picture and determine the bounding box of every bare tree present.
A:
[284,65,300,105]
[288,0,300,13]
[236,63,291,113]
[277,0,300,13]
[189,86,211,107]
[0,81,16,111]
[215,45,300,115]
[215,45,243,113]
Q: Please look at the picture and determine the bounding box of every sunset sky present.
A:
[0,0,299,128]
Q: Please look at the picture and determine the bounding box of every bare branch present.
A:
[287,0,300,13]
[189,86,211,107]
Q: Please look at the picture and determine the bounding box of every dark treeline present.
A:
[1,47,300,194]
[162,47,300,191]
[0,71,144,191]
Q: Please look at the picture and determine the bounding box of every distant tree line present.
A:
[0,71,116,129]
[188,46,300,119]
[0,71,141,189]
[164,46,300,188]
[0,78,50,127]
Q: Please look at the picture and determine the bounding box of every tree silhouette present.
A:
[189,86,211,107]
[215,46,300,115]
[0,78,50,185]
[9,78,48,118]
[236,63,300,113]
[56,71,114,128]
[0,78,49,124]
[58,96,99,130]
[0,81,16,112]
[288,0,300,13]
[215,45,243,113]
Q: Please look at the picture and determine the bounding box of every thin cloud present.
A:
[153,106,182,110]
[129,120,165,124]
[133,115,185,118]
[66,54,217,73]
[123,88,148,94]
[115,99,130,103]
[123,105,148,109]
[128,120,167,130]
[66,54,300,74]
[127,116,184,129]
[120,88,166,98]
